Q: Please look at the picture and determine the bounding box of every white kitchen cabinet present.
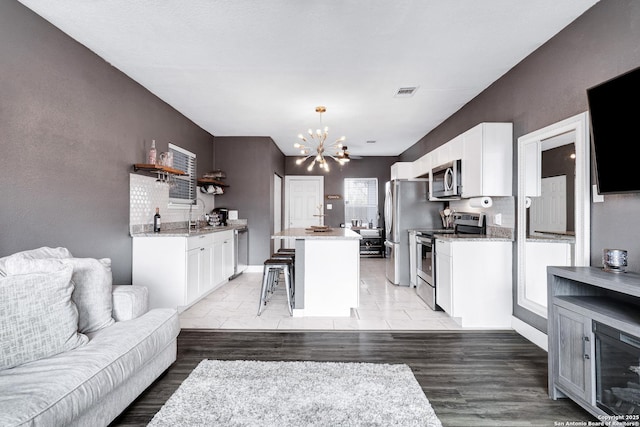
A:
[390,162,414,180]
[448,135,463,162]
[461,122,513,198]
[523,139,542,197]
[132,229,234,311]
[212,230,234,286]
[429,135,463,170]
[434,238,512,327]
[186,246,202,304]
[435,240,453,314]
[412,152,431,178]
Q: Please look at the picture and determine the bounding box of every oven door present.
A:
[415,235,437,310]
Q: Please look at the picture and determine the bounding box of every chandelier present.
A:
[294,106,350,172]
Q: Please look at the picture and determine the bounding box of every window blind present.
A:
[344,178,378,226]
[169,143,196,205]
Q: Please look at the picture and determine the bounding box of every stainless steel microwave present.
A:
[431,159,462,198]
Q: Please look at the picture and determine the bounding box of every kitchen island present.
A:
[271,227,361,317]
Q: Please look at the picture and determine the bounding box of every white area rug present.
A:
[148,359,442,426]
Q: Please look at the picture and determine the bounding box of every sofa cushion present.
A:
[64,257,115,333]
[112,285,149,322]
[0,246,72,276]
[0,308,179,426]
[0,259,88,371]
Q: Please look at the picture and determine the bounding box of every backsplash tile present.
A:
[450,196,515,237]
[129,174,215,234]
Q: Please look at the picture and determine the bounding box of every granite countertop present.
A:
[433,233,513,242]
[526,234,576,243]
[131,224,244,238]
[272,227,362,240]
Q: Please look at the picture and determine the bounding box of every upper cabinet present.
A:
[522,140,541,197]
[390,162,414,180]
[413,152,431,178]
[461,123,513,198]
[395,122,513,198]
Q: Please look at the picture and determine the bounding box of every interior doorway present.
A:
[284,175,324,248]
[530,175,568,234]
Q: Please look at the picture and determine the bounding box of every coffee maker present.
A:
[212,208,228,226]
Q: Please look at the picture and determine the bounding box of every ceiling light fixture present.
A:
[294,106,349,172]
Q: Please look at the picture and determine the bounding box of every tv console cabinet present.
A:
[548,266,640,421]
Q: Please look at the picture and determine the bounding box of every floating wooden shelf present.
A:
[133,163,187,176]
[197,178,229,187]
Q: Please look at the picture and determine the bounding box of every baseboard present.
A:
[512,316,548,351]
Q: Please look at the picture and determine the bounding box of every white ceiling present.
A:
[18,0,599,157]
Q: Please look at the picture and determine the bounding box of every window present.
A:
[169,143,196,206]
[344,178,378,226]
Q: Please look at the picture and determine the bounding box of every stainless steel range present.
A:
[414,212,486,309]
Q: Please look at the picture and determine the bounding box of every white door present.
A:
[284,176,324,248]
[530,175,567,234]
[273,174,282,252]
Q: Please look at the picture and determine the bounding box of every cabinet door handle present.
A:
[583,336,590,359]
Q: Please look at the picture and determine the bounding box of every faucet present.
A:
[189,198,207,230]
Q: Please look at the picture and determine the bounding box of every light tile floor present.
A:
[179,257,463,331]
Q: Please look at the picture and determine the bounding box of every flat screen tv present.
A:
[587,66,640,194]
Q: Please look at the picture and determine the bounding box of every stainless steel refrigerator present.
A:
[384,180,442,286]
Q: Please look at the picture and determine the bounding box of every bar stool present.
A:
[270,252,295,293]
[277,248,296,254]
[257,257,294,316]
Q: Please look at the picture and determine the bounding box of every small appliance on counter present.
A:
[212,208,228,226]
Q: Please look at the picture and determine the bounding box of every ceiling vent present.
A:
[394,86,419,97]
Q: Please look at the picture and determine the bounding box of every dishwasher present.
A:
[230,226,248,279]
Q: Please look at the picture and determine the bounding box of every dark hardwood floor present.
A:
[111,329,594,427]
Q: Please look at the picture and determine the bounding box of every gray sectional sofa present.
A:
[0,247,180,426]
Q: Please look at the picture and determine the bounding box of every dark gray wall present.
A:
[213,136,286,264]
[0,1,214,284]
[284,157,398,228]
[399,0,640,332]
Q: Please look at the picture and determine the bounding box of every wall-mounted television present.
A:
[587,66,640,194]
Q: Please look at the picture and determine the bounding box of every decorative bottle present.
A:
[148,140,157,165]
[153,207,161,232]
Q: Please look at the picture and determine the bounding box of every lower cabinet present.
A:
[434,238,512,327]
[552,305,592,402]
[212,232,234,286]
[132,229,235,311]
[435,242,453,314]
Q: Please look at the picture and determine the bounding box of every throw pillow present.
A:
[0,259,88,371]
[0,247,73,277]
[63,258,115,333]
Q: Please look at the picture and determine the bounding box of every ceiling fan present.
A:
[340,145,362,160]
